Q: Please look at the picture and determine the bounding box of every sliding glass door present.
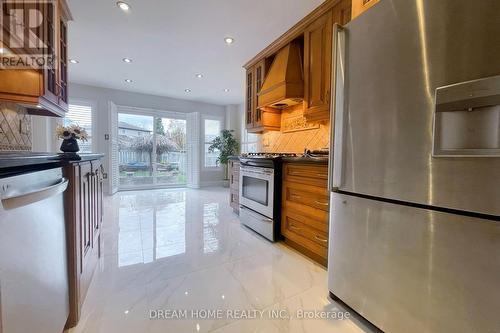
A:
[118,113,154,187]
[118,111,187,189]
[155,117,187,186]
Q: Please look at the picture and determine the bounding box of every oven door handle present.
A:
[240,206,273,222]
[241,172,273,181]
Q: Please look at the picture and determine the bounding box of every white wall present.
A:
[32,83,245,190]
[225,103,243,153]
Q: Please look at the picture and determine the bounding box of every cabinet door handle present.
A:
[315,235,328,243]
[314,200,329,206]
[290,194,301,199]
[289,224,302,231]
[316,173,328,177]
[55,82,63,98]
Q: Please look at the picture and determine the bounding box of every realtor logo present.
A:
[0,0,56,69]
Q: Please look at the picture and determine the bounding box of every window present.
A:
[204,118,221,168]
[65,103,93,153]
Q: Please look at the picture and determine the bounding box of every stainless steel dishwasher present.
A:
[0,167,69,333]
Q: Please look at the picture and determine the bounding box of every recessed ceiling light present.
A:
[116,1,131,11]
[185,88,191,93]
[224,88,230,92]
[224,37,234,45]
[122,58,133,63]
[69,59,79,64]
[125,79,133,83]
[195,73,203,78]
[36,105,42,108]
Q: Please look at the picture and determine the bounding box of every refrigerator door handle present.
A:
[330,24,346,191]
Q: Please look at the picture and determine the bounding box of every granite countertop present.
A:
[60,153,106,164]
[281,155,329,164]
[0,152,105,178]
[229,154,328,164]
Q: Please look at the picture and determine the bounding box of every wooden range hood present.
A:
[257,41,304,109]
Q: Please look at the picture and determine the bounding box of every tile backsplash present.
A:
[0,103,32,151]
[259,104,330,153]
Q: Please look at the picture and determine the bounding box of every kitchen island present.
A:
[0,152,105,329]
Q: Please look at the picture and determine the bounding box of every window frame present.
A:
[202,115,224,170]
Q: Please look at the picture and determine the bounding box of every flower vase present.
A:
[60,137,80,153]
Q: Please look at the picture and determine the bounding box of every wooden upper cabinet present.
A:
[0,0,72,117]
[245,59,281,133]
[352,0,379,19]
[303,0,351,122]
[253,60,266,128]
[245,69,254,129]
[58,12,70,110]
[303,11,333,122]
[42,0,60,108]
[243,0,352,127]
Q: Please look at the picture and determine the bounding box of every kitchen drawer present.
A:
[284,181,330,213]
[230,189,239,212]
[230,174,239,191]
[283,208,328,235]
[282,211,328,260]
[229,160,240,174]
[229,161,239,182]
[283,163,328,187]
[229,160,240,212]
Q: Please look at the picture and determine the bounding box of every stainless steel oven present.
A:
[239,165,274,218]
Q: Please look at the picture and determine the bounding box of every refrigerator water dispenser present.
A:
[433,75,500,156]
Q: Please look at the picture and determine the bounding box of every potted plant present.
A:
[208,129,239,186]
[56,124,89,155]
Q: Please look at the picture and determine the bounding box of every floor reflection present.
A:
[203,203,220,253]
[117,189,187,267]
[73,187,375,333]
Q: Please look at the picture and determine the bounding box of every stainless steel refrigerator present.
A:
[327,1,500,333]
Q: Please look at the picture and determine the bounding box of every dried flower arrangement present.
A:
[56,124,90,141]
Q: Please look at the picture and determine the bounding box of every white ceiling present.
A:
[67,0,324,106]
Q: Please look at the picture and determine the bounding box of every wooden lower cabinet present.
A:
[281,162,330,266]
[229,159,240,213]
[63,158,103,328]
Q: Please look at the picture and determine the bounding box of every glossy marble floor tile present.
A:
[69,187,377,333]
